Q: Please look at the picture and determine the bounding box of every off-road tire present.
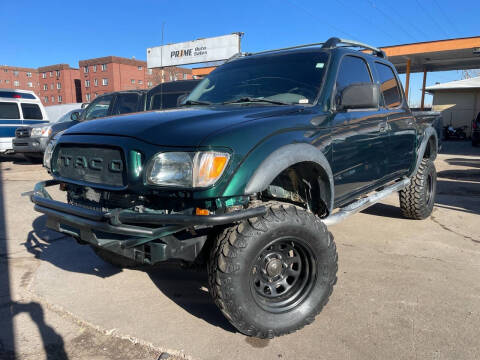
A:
[92,247,139,269]
[207,202,338,338]
[399,158,436,220]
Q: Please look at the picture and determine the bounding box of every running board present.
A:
[323,178,410,226]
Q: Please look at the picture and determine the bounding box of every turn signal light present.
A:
[196,208,210,216]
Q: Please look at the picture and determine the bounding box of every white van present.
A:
[0,89,48,153]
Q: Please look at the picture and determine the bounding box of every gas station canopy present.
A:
[381,36,480,74]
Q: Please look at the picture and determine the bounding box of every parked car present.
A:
[29,38,439,338]
[70,80,201,121]
[472,112,480,146]
[14,81,200,160]
[0,89,48,154]
[13,109,83,161]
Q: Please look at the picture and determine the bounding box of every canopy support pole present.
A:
[421,68,427,110]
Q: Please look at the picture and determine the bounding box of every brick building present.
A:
[0,65,39,93]
[78,56,193,102]
[37,64,81,105]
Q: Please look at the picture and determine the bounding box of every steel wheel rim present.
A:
[250,236,316,313]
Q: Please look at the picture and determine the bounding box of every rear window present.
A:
[0,91,36,99]
[21,103,43,119]
[112,93,140,115]
[0,102,20,119]
[149,92,184,110]
[375,62,402,108]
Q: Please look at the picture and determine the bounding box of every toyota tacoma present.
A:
[29,37,438,338]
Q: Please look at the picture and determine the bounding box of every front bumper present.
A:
[13,137,48,153]
[29,180,266,265]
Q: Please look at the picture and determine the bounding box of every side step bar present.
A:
[323,178,410,226]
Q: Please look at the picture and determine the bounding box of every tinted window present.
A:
[150,92,185,110]
[186,52,328,105]
[0,102,20,119]
[21,103,43,119]
[335,56,372,105]
[83,95,113,120]
[112,93,140,115]
[375,62,402,108]
[0,91,36,99]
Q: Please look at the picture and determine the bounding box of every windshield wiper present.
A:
[181,100,212,106]
[222,97,289,105]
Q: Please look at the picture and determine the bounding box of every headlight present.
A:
[43,141,55,169]
[146,151,230,188]
[31,126,52,138]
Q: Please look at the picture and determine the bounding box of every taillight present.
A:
[473,121,478,129]
[13,94,21,98]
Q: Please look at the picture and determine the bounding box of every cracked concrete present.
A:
[0,142,479,360]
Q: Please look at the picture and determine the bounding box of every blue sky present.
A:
[1,0,479,105]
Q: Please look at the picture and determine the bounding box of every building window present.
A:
[5,80,9,84]
[13,80,19,86]
[42,72,46,78]
[27,82,33,87]
[101,64,107,71]
[56,70,60,77]
[26,72,32,77]
[86,93,91,102]
[148,68,152,75]
[84,66,89,73]
[102,78,108,85]
[131,79,135,84]
[148,81,152,87]
[3,69,7,73]
[43,84,48,90]
[174,74,178,81]
[51,96,55,103]
[169,74,172,81]
[57,82,61,89]
[94,78,98,86]
[94,92,98,98]
[44,96,48,103]
[50,83,53,89]
[85,80,90,87]
[93,65,97,72]
[138,66,143,70]
[138,80,143,85]
[13,70,19,76]
[58,95,62,103]
[49,71,53,77]
[183,73,187,80]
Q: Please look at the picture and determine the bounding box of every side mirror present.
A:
[177,94,188,106]
[81,102,89,109]
[338,83,380,110]
[70,111,81,121]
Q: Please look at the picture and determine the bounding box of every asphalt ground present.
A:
[0,141,479,360]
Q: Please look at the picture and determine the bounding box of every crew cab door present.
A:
[374,62,416,177]
[331,55,389,204]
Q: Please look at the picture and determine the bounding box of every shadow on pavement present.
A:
[0,167,68,359]
[445,157,480,169]
[24,215,120,278]
[147,263,236,334]
[361,202,404,219]
[440,141,480,156]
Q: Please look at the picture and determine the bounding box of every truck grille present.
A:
[15,127,30,138]
[54,146,125,187]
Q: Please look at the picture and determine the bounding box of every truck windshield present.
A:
[185,51,328,106]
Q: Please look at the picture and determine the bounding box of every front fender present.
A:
[411,125,438,176]
[223,136,334,212]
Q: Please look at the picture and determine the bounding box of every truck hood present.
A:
[63,106,301,147]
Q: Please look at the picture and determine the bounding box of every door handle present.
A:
[379,123,387,132]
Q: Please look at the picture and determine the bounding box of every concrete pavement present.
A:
[1,142,479,360]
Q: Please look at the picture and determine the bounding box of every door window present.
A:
[375,62,402,108]
[0,102,20,119]
[21,103,43,119]
[335,56,372,106]
[112,93,140,115]
[83,95,113,120]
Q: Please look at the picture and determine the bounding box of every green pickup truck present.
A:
[30,37,438,338]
